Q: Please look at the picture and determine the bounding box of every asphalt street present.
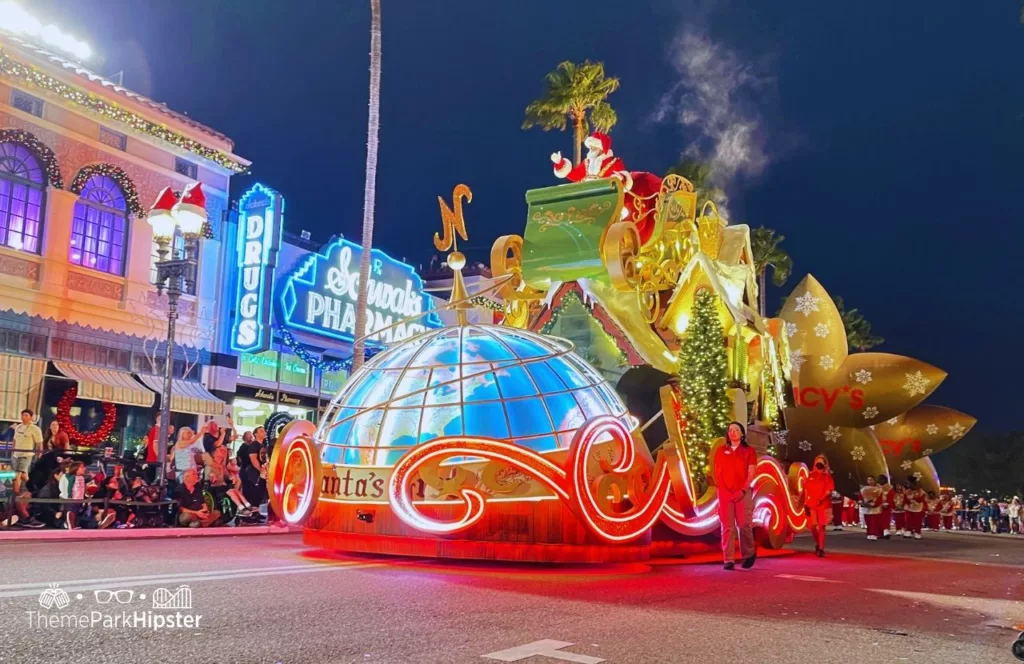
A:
[0,530,1021,664]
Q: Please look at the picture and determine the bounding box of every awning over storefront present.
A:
[53,361,155,408]
[135,374,224,416]
[0,353,46,422]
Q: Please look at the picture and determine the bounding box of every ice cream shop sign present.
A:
[277,239,441,344]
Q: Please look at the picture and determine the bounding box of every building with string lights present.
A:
[0,12,247,450]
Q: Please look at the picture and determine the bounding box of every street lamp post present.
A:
[148,183,207,491]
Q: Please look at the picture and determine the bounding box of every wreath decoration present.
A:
[55,386,117,446]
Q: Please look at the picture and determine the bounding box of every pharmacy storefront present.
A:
[225,183,441,432]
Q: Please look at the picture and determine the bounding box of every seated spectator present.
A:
[208,434,258,524]
[94,475,135,528]
[177,468,220,528]
[129,474,164,528]
[60,461,114,529]
[34,464,67,528]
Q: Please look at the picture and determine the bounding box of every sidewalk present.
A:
[0,523,301,542]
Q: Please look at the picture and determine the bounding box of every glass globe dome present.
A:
[318,324,633,466]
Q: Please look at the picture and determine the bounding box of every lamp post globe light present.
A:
[148,183,207,489]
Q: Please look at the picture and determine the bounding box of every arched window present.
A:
[69,175,128,276]
[0,142,46,254]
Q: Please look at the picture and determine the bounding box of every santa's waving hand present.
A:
[551,133,629,185]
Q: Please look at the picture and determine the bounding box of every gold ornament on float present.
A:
[780,275,946,427]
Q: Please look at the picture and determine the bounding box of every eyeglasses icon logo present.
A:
[93,589,134,604]
[152,585,192,610]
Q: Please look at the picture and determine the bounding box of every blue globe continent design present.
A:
[318,325,633,466]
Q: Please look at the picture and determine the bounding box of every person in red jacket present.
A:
[904,478,927,539]
[877,475,894,539]
[712,422,758,571]
[891,483,907,536]
[803,454,836,557]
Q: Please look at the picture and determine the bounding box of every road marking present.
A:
[774,574,843,583]
[0,562,384,599]
[482,639,605,663]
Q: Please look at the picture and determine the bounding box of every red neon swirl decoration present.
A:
[386,415,812,544]
[55,386,116,447]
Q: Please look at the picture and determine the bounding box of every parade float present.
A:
[268,133,974,562]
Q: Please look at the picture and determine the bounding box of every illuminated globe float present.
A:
[268,185,808,563]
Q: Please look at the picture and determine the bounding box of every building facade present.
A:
[0,33,247,451]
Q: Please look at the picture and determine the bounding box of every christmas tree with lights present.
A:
[678,288,732,485]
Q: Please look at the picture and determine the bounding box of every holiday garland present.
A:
[70,163,144,216]
[278,328,383,372]
[469,296,503,312]
[0,49,246,173]
[55,386,117,447]
[676,288,731,485]
[0,128,63,188]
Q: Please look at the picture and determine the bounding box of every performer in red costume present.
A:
[877,474,894,539]
[712,422,758,571]
[831,491,844,531]
[803,454,836,557]
[550,132,663,244]
[939,491,955,531]
[925,491,942,531]
[904,478,927,539]
[843,494,859,527]
[891,483,907,536]
[860,475,884,540]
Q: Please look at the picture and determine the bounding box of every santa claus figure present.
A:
[550,132,662,245]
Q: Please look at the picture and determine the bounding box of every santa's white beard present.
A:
[586,151,604,177]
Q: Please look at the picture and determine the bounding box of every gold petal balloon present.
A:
[781,276,947,428]
[889,456,941,495]
[779,275,847,385]
[783,407,888,496]
[872,405,976,471]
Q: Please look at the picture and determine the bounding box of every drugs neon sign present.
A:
[230,183,283,353]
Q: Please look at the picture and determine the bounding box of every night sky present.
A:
[33,1,1024,431]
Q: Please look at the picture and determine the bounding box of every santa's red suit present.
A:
[551,132,662,244]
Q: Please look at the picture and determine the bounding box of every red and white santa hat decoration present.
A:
[173,182,206,220]
[584,132,612,154]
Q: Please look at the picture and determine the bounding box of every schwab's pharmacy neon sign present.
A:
[230,184,283,353]
[278,238,441,344]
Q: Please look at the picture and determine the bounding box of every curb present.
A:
[0,524,301,543]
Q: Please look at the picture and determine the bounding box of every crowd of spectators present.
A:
[1,409,277,531]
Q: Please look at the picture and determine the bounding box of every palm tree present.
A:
[351,0,382,372]
[522,60,620,166]
[834,296,884,352]
[750,226,793,317]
